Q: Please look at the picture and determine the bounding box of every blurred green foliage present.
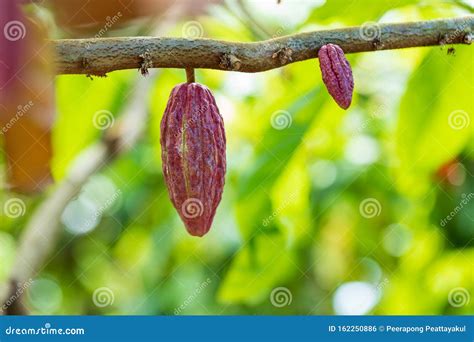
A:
[1,0,473,315]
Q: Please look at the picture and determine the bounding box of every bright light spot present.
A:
[343,109,366,134]
[81,175,119,213]
[360,257,383,284]
[222,73,262,99]
[310,160,337,189]
[333,281,380,315]
[61,196,100,235]
[447,163,466,186]
[382,224,412,257]
[27,278,63,313]
[344,135,380,165]
[215,95,236,123]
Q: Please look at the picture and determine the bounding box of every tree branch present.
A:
[54,16,473,76]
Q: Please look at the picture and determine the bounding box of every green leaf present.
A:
[270,150,312,244]
[235,86,326,239]
[304,0,414,25]
[395,47,473,196]
[217,233,296,305]
[52,71,135,180]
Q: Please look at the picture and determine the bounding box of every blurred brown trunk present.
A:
[0,1,54,193]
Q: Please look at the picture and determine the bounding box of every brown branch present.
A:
[185,67,195,83]
[54,16,473,76]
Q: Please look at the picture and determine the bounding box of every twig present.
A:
[454,0,473,13]
[236,0,272,39]
[185,68,195,83]
[54,17,473,75]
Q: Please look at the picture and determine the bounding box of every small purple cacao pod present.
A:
[318,43,354,109]
[160,82,226,237]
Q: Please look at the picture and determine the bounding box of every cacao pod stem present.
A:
[185,68,195,83]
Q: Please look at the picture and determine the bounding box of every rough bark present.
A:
[53,17,473,76]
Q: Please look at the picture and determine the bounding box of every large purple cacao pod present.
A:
[160,82,226,237]
[318,43,354,109]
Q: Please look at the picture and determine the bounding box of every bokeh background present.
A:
[0,0,473,315]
